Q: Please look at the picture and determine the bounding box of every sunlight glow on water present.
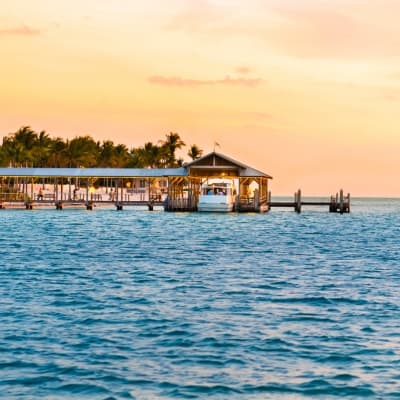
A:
[1,199,400,399]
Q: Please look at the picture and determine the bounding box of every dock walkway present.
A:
[0,189,351,213]
[268,189,350,213]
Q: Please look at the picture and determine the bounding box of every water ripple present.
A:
[1,200,400,398]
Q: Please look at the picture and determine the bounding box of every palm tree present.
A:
[1,136,30,167]
[32,130,52,167]
[137,142,163,168]
[187,144,203,160]
[1,126,38,166]
[113,144,130,167]
[13,126,38,150]
[48,137,68,167]
[162,132,185,167]
[65,136,98,167]
[97,140,116,167]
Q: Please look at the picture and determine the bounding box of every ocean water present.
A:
[1,198,400,399]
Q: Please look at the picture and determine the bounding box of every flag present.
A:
[214,141,220,151]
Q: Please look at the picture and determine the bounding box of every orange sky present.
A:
[1,0,400,196]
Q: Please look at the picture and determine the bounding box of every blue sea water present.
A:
[1,198,400,399]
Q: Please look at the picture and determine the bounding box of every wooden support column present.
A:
[347,193,351,213]
[339,189,344,214]
[295,189,302,213]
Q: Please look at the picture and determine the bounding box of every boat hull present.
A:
[197,180,236,212]
[197,200,235,212]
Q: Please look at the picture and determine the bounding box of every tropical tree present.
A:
[1,136,30,167]
[187,144,203,160]
[113,144,130,167]
[97,140,117,167]
[1,126,38,166]
[48,138,68,167]
[31,130,53,167]
[137,142,163,168]
[161,132,185,167]
[126,147,144,168]
[0,126,204,168]
[13,126,38,150]
[64,136,99,167]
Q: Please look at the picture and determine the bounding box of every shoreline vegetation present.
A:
[0,126,203,169]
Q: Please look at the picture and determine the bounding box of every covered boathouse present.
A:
[0,151,272,212]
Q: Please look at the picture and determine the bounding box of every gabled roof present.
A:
[186,151,273,179]
[186,151,249,169]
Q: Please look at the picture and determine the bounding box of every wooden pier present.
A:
[0,152,351,214]
[18,199,164,211]
[268,189,350,213]
[0,190,351,213]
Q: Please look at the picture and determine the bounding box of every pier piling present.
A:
[268,189,350,213]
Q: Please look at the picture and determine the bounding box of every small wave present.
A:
[332,373,357,381]
[284,315,337,323]
[156,338,195,348]
[299,379,375,397]
[164,329,192,337]
[2,375,62,385]
[269,296,368,306]
[198,336,236,348]
[317,354,358,364]
[0,360,39,369]
[241,380,376,397]
[159,381,242,397]
[270,296,333,305]
[57,382,110,395]
[254,283,279,290]
[361,326,376,333]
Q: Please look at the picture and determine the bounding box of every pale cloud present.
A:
[165,0,224,33]
[0,24,41,36]
[262,4,400,59]
[148,75,263,88]
[236,66,251,74]
[165,0,400,60]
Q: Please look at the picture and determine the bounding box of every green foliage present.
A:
[0,127,202,169]
[187,144,203,160]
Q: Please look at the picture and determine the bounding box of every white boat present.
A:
[197,181,237,212]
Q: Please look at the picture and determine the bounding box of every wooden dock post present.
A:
[268,191,272,211]
[116,202,123,210]
[347,193,351,213]
[339,189,344,214]
[294,189,302,213]
[55,201,63,210]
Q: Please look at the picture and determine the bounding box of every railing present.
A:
[165,197,196,211]
[0,192,28,201]
[239,196,254,205]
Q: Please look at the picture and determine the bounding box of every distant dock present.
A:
[268,189,350,214]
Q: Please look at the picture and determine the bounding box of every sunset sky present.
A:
[1,0,400,196]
